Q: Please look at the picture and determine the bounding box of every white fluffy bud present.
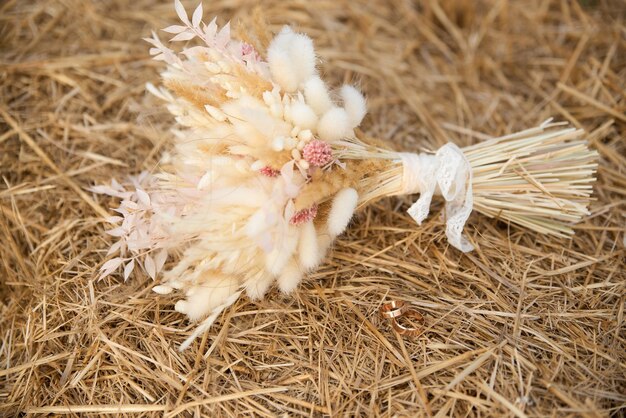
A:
[288,33,316,84]
[317,107,351,142]
[182,276,240,321]
[272,136,285,152]
[152,285,173,295]
[267,27,318,93]
[273,26,294,48]
[298,221,319,271]
[304,76,333,115]
[328,188,358,238]
[265,227,299,276]
[277,260,303,294]
[290,101,318,130]
[340,85,367,127]
[245,272,274,300]
[267,47,299,93]
[267,27,299,93]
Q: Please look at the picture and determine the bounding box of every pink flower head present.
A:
[241,42,260,61]
[289,204,318,226]
[260,166,280,177]
[303,140,333,167]
[241,43,254,55]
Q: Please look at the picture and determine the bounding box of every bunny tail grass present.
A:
[178,290,243,352]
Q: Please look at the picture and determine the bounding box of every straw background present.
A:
[1,0,625,416]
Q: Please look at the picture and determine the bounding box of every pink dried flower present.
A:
[241,42,261,62]
[241,42,254,55]
[289,204,318,226]
[260,166,280,177]
[303,140,332,167]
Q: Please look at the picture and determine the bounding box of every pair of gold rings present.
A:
[379,300,425,337]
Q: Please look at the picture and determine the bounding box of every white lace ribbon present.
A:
[399,143,474,252]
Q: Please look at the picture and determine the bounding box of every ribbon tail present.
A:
[400,143,474,252]
[407,190,434,225]
[444,186,474,252]
[436,143,474,252]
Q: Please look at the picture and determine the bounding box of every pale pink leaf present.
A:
[154,249,168,273]
[174,0,190,25]
[113,207,128,216]
[170,31,196,42]
[197,172,212,190]
[89,184,124,197]
[215,22,230,47]
[111,178,125,191]
[144,255,156,279]
[136,188,151,206]
[101,257,123,273]
[122,200,139,210]
[280,160,294,180]
[99,269,115,280]
[105,216,123,224]
[143,37,158,46]
[192,3,203,27]
[143,32,165,48]
[107,240,123,256]
[204,17,217,39]
[88,185,111,194]
[162,24,188,34]
[106,227,127,237]
[123,260,135,281]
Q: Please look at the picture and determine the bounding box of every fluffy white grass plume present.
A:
[290,101,318,130]
[277,260,303,294]
[304,76,333,115]
[340,85,367,127]
[297,221,320,271]
[93,0,598,349]
[318,107,352,142]
[328,188,359,238]
[267,26,316,92]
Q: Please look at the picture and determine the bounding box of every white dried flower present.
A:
[304,76,333,115]
[340,85,367,127]
[298,221,319,270]
[277,260,303,294]
[244,271,274,300]
[328,188,359,238]
[267,46,299,92]
[317,107,352,142]
[290,101,318,130]
[288,33,317,84]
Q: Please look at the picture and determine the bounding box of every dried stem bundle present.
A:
[345,121,598,237]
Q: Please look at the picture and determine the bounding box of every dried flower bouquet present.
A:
[92,1,597,350]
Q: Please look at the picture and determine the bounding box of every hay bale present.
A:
[0,0,624,415]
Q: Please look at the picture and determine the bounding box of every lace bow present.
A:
[399,143,474,252]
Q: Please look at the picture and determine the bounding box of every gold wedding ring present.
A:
[380,300,426,337]
[391,309,425,337]
[380,300,408,319]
